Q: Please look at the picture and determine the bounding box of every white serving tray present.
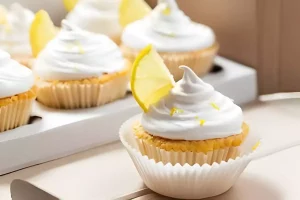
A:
[0,56,257,175]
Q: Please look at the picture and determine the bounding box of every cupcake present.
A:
[132,66,248,165]
[65,0,122,44]
[120,45,248,166]
[120,0,219,80]
[0,49,36,132]
[33,20,130,109]
[0,3,34,68]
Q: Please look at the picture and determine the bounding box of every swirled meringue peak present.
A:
[0,3,34,55]
[34,20,126,81]
[0,49,34,98]
[122,0,215,52]
[141,66,243,141]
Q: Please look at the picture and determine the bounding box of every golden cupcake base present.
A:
[11,54,35,69]
[133,122,249,165]
[0,88,36,133]
[110,34,121,45]
[35,64,131,109]
[120,43,219,80]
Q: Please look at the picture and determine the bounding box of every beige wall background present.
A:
[148,0,300,94]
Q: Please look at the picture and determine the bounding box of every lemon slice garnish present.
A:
[131,45,175,112]
[63,0,79,11]
[30,10,57,57]
[119,0,151,28]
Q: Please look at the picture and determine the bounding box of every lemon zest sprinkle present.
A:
[167,32,176,37]
[199,119,206,126]
[210,102,220,111]
[195,116,206,126]
[66,42,85,54]
[170,107,184,116]
[252,141,260,151]
[76,43,85,54]
[162,6,171,15]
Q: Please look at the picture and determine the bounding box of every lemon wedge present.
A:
[131,45,175,112]
[30,10,57,57]
[119,0,151,28]
[63,0,78,12]
[0,5,7,24]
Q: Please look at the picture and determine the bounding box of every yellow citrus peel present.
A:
[119,0,151,27]
[30,10,57,57]
[63,0,79,11]
[131,44,175,112]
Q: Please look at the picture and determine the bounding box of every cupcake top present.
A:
[121,0,215,52]
[141,66,243,140]
[66,0,122,37]
[0,3,34,55]
[0,49,34,98]
[34,20,126,81]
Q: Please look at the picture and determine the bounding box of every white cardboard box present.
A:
[0,57,257,175]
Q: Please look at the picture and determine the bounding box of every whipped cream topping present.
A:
[34,20,126,81]
[0,49,34,98]
[66,0,122,37]
[141,66,243,140]
[122,0,215,52]
[0,3,34,55]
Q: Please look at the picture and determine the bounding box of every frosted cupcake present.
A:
[121,0,219,80]
[66,0,122,44]
[120,45,248,166]
[0,3,34,68]
[0,49,36,132]
[133,66,248,165]
[33,21,130,109]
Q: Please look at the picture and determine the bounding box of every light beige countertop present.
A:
[1,98,300,200]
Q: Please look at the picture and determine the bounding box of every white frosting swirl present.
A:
[122,0,215,52]
[0,49,34,98]
[66,0,122,37]
[0,3,34,55]
[34,20,126,81]
[141,66,243,140]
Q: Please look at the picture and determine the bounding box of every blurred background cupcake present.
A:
[65,0,122,44]
[31,12,130,109]
[0,49,35,132]
[0,3,34,68]
[120,0,219,80]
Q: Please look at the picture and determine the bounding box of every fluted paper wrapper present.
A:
[121,43,219,81]
[0,98,34,133]
[120,115,260,199]
[36,75,129,109]
[135,137,240,166]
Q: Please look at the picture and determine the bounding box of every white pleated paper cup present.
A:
[119,115,261,199]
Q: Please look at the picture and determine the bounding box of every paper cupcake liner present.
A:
[36,74,129,109]
[120,43,219,80]
[0,98,34,133]
[135,137,240,166]
[119,115,260,199]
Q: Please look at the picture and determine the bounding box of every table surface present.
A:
[1,98,300,200]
